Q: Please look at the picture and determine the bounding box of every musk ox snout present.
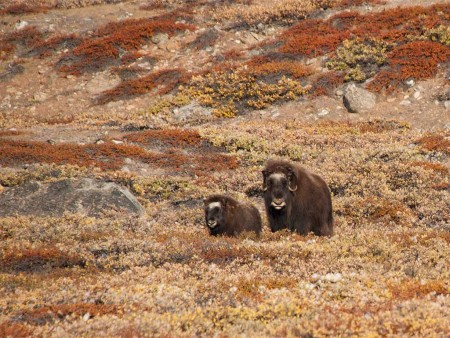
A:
[203,194,262,237]
[271,198,286,210]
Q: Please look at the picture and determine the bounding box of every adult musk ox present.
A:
[203,194,262,237]
[262,159,333,236]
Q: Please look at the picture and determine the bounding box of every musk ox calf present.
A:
[203,194,262,237]
[262,159,333,236]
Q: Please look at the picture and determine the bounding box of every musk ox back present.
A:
[203,194,262,237]
[262,159,333,236]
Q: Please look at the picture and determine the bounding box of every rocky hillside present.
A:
[0,0,449,337]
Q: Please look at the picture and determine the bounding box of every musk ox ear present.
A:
[287,168,298,192]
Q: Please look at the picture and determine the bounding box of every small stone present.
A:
[33,92,48,102]
[82,313,90,321]
[318,108,329,117]
[111,140,124,145]
[335,89,344,96]
[311,273,320,282]
[400,100,411,106]
[405,79,415,87]
[404,267,415,277]
[324,273,342,283]
[413,91,421,100]
[15,21,29,30]
[95,139,105,144]
[444,101,450,109]
[306,58,317,66]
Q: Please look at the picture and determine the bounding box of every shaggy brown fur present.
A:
[203,194,262,237]
[262,159,333,236]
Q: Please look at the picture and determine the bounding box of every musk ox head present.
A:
[262,163,297,211]
[203,198,226,231]
[262,167,298,210]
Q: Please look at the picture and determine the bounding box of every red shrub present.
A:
[310,71,344,97]
[0,4,47,15]
[0,322,32,338]
[1,247,86,273]
[279,4,450,57]
[58,18,195,74]
[246,56,312,78]
[416,132,450,154]
[124,129,202,147]
[280,19,350,57]
[16,303,120,325]
[31,33,82,58]
[95,68,188,104]
[0,135,238,177]
[370,41,450,93]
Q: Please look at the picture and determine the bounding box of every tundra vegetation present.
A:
[0,0,449,337]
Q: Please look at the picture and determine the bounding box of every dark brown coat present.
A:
[262,159,333,236]
[203,194,262,237]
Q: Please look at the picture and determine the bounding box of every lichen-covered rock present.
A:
[0,178,144,217]
[343,83,376,113]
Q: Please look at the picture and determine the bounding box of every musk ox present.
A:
[203,194,262,237]
[262,159,333,236]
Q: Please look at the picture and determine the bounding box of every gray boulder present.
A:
[0,178,145,217]
[343,83,376,113]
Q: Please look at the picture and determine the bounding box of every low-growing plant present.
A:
[143,94,190,116]
[184,68,310,116]
[57,18,195,75]
[95,68,189,104]
[326,38,393,82]
[369,41,450,93]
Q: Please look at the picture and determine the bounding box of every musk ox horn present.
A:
[262,170,268,191]
[288,170,297,192]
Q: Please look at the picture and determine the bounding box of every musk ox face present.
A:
[262,169,297,211]
[204,201,225,230]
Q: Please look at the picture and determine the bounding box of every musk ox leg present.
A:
[292,217,311,235]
